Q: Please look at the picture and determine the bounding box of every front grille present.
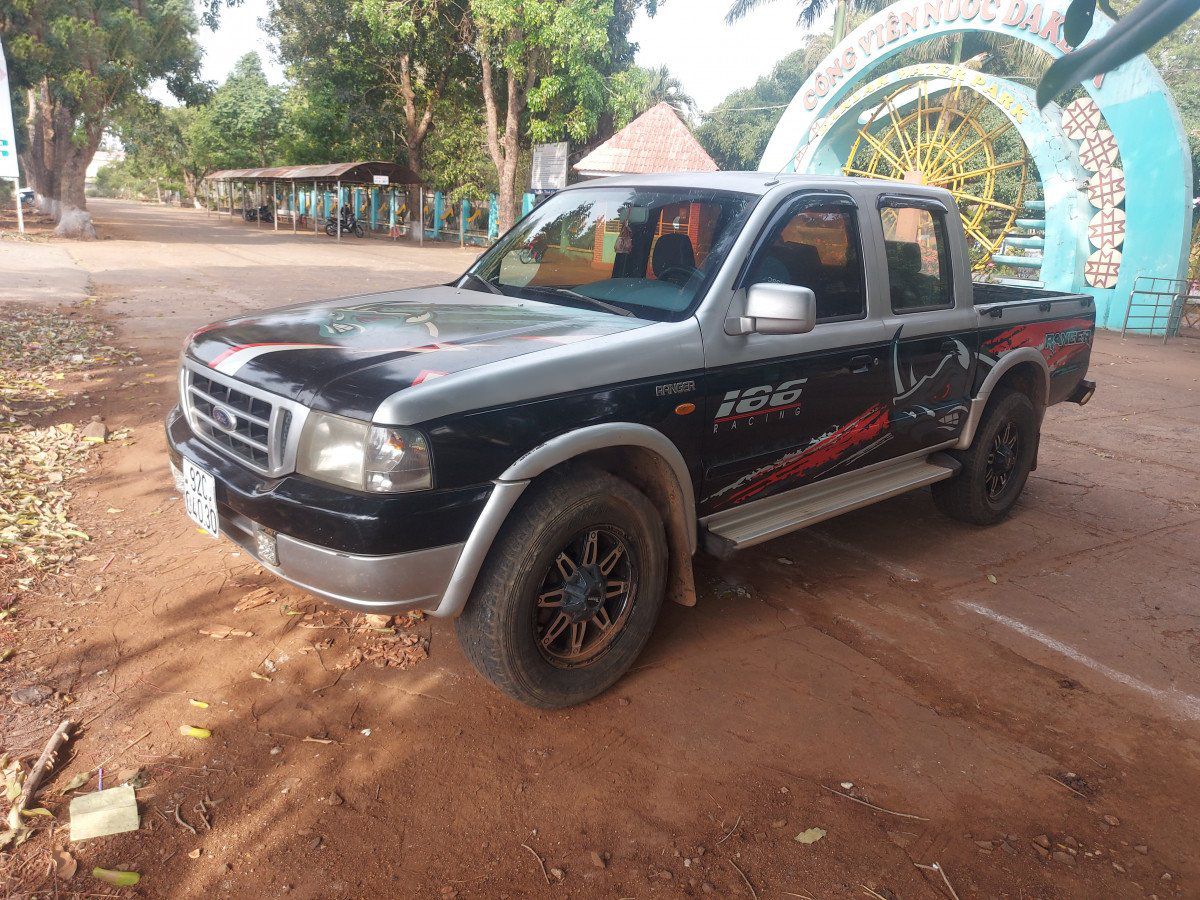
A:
[182,361,308,477]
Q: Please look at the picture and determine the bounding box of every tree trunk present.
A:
[183,172,202,208]
[53,127,102,240]
[480,54,526,233]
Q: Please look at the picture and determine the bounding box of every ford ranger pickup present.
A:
[167,172,1096,708]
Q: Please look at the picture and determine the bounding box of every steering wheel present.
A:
[657,266,700,287]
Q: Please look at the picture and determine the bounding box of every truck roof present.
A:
[560,171,953,202]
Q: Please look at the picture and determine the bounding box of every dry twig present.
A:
[17,720,73,814]
[915,862,961,900]
[728,858,758,900]
[1044,773,1088,799]
[820,784,929,820]
[520,843,549,885]
[716,813,742,845]
[172,803,197,836]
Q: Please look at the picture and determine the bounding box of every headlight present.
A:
[295,411,432,492]
[364,424,432,492]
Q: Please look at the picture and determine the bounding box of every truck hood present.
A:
[187,285,648,418]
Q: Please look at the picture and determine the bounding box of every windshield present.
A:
[459,187,756,321]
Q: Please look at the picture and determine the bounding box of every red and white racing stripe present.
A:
[206,341,466,376]
[209,342,331,375]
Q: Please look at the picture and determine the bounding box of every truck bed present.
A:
[971,282,1090,307]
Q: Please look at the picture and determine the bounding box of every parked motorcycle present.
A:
[325,208,365,238]
[244,204,273,224]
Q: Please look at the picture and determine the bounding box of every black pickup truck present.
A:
[167,173,1095,707]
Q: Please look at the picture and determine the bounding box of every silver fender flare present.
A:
[432,423,697,618]
[955,348,1049,450]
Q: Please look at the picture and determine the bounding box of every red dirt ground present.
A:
[2,200,1200,899]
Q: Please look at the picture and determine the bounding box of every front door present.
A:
[699,196,894,516]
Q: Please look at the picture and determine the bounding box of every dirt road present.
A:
[3,199,1200,898]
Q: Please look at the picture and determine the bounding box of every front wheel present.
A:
[456,467,667,708]
[324,222,336,236]
[932,387,1038,525]
[353,224,365,238]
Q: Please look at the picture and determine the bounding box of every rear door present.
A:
[699,193,894,515]
[875,194,979,459]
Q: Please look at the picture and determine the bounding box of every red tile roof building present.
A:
[574,102,718,178]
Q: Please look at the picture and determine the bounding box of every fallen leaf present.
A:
[188,848,202,859]
[20,807,53,818]
[53,849,77,880]
[92,868,140,887]
[233,587,278,612]
[794,827,827,845]
[62,771,91,792]
[986,574,998,584]
[250,671,272,682]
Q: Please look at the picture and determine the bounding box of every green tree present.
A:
[190,53,284,169]
[1,0,202,237]
[270,0,469,176]
[610,64,696,129]
[696,39,831,170]
[115,99,216,207]
[468,0,616,230]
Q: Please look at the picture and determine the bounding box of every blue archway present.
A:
[761,0,1191,328]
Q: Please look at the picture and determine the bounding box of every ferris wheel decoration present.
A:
[843,82,1031,271]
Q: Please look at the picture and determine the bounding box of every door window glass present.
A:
[745,205,866,321]
[880,205,953,312]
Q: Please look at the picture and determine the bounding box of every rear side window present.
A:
[745,204,866,322]
[880,205,953,312]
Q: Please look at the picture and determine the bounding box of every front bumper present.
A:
[166,405,475,614]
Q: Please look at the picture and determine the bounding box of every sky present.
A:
[189,0,819,114]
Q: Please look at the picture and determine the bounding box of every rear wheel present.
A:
[456,467,667,708]
[932,387,1038,525]
[353,223,365,238]
[324,221,336,236]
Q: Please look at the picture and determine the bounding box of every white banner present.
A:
[0,38,19,181]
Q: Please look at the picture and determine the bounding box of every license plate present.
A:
[182,458,219,538]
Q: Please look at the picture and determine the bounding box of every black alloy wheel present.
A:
[984,420,1021,501]
[533,526,636,668]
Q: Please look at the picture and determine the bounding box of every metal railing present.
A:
[1121,276,1200,343]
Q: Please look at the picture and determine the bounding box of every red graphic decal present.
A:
[411,369,447,385]
[726,403,891,506]
[982,317,1093,371]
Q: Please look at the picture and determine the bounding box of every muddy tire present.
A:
[932,388,1038,526]
[456,467,667,709]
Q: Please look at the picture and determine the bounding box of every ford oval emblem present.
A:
[211,406,237,431]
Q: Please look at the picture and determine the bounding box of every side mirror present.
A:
[726,283,817,335]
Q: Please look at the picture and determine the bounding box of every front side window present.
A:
[745,203,866,321]
[462,187,756,321]
[880,204,953,312]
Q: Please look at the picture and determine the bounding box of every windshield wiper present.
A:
[459,271,504,296]
[536,287,636,318]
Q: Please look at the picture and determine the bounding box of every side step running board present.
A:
[702,453,960,558]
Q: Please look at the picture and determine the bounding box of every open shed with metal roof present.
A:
[203,161,424,240]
